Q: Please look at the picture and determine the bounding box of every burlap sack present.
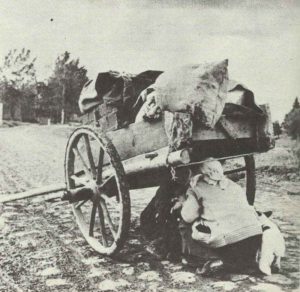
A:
[148,59,229,128]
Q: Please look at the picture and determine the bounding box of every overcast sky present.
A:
[1,0,299,121]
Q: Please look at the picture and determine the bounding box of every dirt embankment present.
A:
[0,125,299,292]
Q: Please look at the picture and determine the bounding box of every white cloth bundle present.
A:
[136,59,229,128]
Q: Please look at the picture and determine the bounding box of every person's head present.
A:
[199,158,224,182]
[191,157,225,186]
[190,158,226,188]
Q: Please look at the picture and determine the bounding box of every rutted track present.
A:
[0,125,163,291]
[0,125,299,291]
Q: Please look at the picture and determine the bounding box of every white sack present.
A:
[150,59,229,128]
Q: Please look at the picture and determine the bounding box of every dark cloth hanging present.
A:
[78,70,162,124]
[140,182,182,260]
[140,173,190,260]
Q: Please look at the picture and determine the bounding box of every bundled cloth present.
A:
[136,59,229,128]
[78,70,162,124]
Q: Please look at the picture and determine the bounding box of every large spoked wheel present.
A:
[64,126,130,255]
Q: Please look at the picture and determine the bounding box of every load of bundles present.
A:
[78,70,163,125]
[78,59,263,135]
[136,59,229,128]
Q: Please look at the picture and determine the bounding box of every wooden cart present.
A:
[0,101,274,255]
[58,103,274,256]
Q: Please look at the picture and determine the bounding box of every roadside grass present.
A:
[256,135,299,178]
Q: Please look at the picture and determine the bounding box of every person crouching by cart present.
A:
[178,159,285,276]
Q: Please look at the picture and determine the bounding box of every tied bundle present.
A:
[138,59,229,129]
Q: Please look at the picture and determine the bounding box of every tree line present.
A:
[273,97,300,140]
[0,48,88,124]
[0,47,299,137]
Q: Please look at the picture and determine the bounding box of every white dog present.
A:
[256,213,286,276]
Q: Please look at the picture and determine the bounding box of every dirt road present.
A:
[0,125,299,291]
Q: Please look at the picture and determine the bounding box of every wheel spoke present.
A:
[101,193,120,209]
[99,175,115,188]
[99,175,119,201]
[97,148,105,184]
[70,174,89,186]
[89,203,97,237]
[83,134,97,179]
[73,146,92,179]
[97,203,108,247]
[101,193,114,204]
[75,199,89,209]
[224,166,246,175]
[100,198,117,239]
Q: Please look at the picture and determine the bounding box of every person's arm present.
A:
[170,193,186,213]
[181,188,201,224]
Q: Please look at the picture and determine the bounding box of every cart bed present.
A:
[103,104,273,163]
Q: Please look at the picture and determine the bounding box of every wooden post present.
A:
[0,103,3,126]
[61,76,66,124]
[61,109,65,124]
[245,155,256,206]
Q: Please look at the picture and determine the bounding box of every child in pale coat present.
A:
[179,159,285,275]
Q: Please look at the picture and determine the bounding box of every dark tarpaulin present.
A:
[79,70,162,124]
[222,80,264,118]
[78,69,264,127]
[226,81,263,111]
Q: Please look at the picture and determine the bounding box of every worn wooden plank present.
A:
[106,115,254,161]
[217,116,239,139]
[193,117,254,141]
[106,119,169,161]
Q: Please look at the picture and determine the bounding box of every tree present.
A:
[0,48,36,88]
[283,98,300,139]
[293,97,300,109]
[0,48,37,121]
[37,51,88,123]
[273,121,282,138]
